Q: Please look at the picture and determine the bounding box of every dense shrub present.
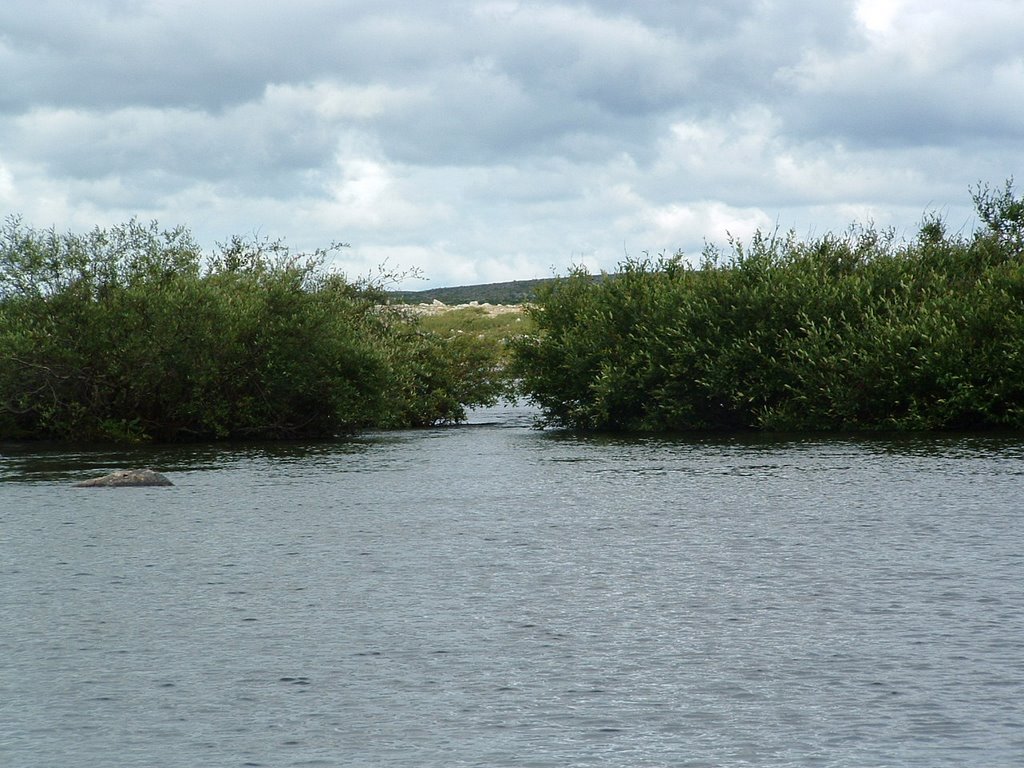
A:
[0,218,505,441]
[512,181,1024,432]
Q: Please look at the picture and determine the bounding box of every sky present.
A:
[1,0,1022,289]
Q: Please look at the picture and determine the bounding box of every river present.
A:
[2,402,1024,767]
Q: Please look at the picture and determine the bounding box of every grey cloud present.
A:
[1,0,1021,288]
[1,0,852,169]
[781,86,1024,150]
[0,1,404,111]
[771,1,1024,148]
[3,0,692,176]
[4,101,343,197]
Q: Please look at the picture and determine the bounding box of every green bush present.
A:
[512,181,1024,432]
[0,218,506,441]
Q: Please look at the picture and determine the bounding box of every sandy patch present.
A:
[399,300,527,317]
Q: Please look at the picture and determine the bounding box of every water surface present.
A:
[3,404,1024,766]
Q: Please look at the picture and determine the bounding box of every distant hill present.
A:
[388,278,555,305]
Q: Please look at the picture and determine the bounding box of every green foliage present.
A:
[376,326,509,428]
[374,306,531,425]
[512,181,1024,432]
[0,218,506,442]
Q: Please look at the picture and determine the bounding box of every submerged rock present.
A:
[74,469,174,488]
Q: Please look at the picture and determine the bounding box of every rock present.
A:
[74,469,174,488]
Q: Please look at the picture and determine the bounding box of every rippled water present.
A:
[3,404,1024,767]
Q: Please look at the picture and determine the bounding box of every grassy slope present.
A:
[415,306,535,364]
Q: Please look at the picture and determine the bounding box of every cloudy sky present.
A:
[1,1,1022,288]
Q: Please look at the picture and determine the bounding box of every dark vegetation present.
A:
[0,219,506,441]
[5,180,1022,442]
[512,181,1024,432]
[390,278,552,305]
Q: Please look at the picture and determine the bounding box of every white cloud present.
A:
[263,81,426,121]
[637,201,774,254]
[312,153,454,232]
[0,158,14,201]
[784,0,1024,99]
[854,0,903,35]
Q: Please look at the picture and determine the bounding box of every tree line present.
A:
[3,180,1023,441]
[512,180,1024,432]
[0,220,505,441]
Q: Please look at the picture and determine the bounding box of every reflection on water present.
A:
[3,401,1024,767]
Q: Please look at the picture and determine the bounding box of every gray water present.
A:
[3,402,1024,767]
